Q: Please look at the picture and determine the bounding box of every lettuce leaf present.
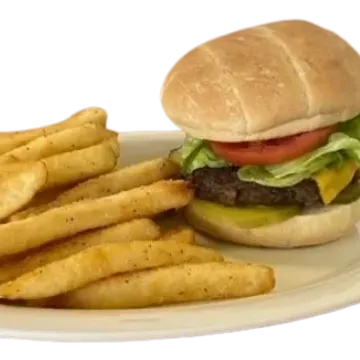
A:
[178,115,360,186]
[338,114,360,139]
[238,116,360,187]
[179,136,228,174]
[238,133,356,187]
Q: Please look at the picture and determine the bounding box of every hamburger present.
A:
[160,20,360,248]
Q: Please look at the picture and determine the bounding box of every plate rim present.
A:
[1,264,360,342]
[0,130,360,342]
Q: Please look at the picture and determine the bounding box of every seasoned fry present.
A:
[0,107,107,155]
[17,186,71,210]
[0,106,276,310]
[0,242,224,299]
[0,135,38,156]
[55,157,180,203]
[45,262,275,309]
[0,180,192,257]
[0,219,161,284]
[0,124,114,165]
[0,226,193,285]
[11,158,180,221]
[160,227,195,245]
[0,161,44,175]
[0,162,47,221]
[40,137,119,189]
[53,107,107,130]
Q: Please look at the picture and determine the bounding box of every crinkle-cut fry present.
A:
[0,180,192,257]
[44,261,275,309]
[0,241,223,299]
[10,157,180,222]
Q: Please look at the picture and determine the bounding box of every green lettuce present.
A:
[338,114,360,139]
[178,115,360,187]
[238,133,360,187]
[179,136,228,174]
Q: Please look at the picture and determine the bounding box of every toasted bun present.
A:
[184,198,360,248]
[161,20,360,142]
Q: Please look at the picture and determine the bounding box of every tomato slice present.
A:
[210,125,337,166]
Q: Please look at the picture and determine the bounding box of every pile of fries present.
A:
[0,107,275,309]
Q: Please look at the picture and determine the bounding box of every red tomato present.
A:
[210,125,337,166]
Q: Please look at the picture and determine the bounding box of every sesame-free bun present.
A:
[184,197,360,248]
[161,20,360,142]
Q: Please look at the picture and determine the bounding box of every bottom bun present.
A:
[184,198,360,248]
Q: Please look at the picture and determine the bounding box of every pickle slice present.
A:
[333,182,360,204]
[185,199,300,229]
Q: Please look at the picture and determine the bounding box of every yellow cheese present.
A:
[312,160,358,205]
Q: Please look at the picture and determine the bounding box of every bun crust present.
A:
[184,198,360,248]
[161,20,360,141]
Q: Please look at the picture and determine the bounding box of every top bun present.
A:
[161,20,360,142]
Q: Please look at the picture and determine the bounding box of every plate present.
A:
[1,130,360,342]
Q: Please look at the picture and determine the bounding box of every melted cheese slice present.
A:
[312,160,358,205]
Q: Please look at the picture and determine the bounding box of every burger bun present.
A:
[161,20,360,142]
[184,198,360,248]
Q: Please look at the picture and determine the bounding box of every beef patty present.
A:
[186,167,330,208]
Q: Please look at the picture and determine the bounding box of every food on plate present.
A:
[0,107,107,155]
[160,226,196,245]
[0,241,224,300]
[154,205,195,232]
[0,219,161,284]
[0,124,114,165]
[41,262,275,309]
[0,162,47,221]
[333,182,360,205]
[0,179,192,257]
[40,137,119,190]
[10,157,180,221]
[0,106,276,309]
[0,107,113,222]
[17,186,72,210]
[185,200,301,231]
[52,107,107,130]
[161,20,360,248]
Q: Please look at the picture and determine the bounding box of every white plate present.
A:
[1,131,360,342]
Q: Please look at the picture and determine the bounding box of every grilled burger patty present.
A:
[186,167,359,208]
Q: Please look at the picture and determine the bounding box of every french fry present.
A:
[11,158,180,221]
[0,242,224,300]
[0,107,107,155]
[0,124,114,165]
[0,219,161,284]
[17,185,72,210]
[0,162,47,221]
[40,137,119,190]
[52,107,107,130]
[160,227,195,245]
[0,180,192,257]
[0,161,44,175]
[0,226,194,284]
[53,157,180,203]
[44,262,275,309]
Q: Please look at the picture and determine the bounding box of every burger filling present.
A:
[170,114,360,211]
[188,167,359,208]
